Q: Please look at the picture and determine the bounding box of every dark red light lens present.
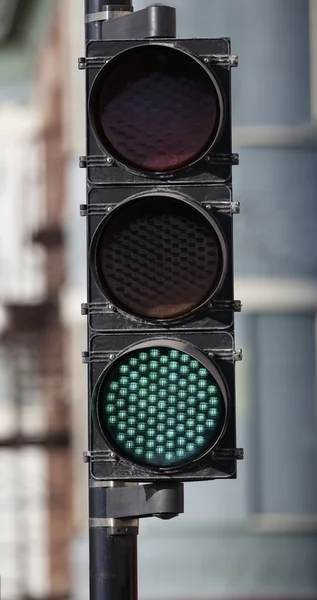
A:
[90,45,223,173]
[93,195,226,320]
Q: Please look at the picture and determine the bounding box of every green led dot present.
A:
[186,419,195,428]
[129,371,138,381]
[106,404,115,414]
[110,381,119,391]
[187,407,196,417]
[108,416,117,425]
[139,352,148,362]
[197,391,207,401]
[169,350,179,360]
[209,408,219,417]
[150,348,160,358]
[167,417,176,427]
[119,388,129,397]
[168,384,177,394]
[139,411,147,421]
[177,413,186,422]
[210,396,219,407]
[118,410,127,420]
[129,358,138,367]
[135,447,143,455]
[199,402,208,412]
[196,424,205,433]
[156,434,165,443]
[169,373,178,382]
[178,401,186,411]
[197,413,205,422]
[146,451,155,461]
[157,412,165,421]
[139,377,148,387]
[188,373,197,383]
[186,430,195,440]
[147,417,156,427]
[177,437,186,447]
[198,368,208,378]
[128,416,137,426]
[157,401,167,410]
[148,429,156,438]
[149,384,157,393]
[167,406,177,416]
[186,443,195,453]
[198,380,208,390]
[160,355,168,364]
[139,400,147,409]
[208,385,218,394]
[157,423,165,432]
[118,422,126,431]
[180,365,189,375]
[128,405,137,415]
[176,449,186,458]
[178,392,187,402]
[138,422,146,431]
[169,361,179,371]
[166,429,176,439]
[180,353,189,363]
[139,390,147,399]
[125,440,134,449]
[160,366,169,376]
[149,372,159,382]
[139,364,147,374]
[166,440,175,450]
[117,399,125,409]
[159,378,168,388]
[169,395,177,405]
[107,393,116,403]
[190,360,199,370]
[158,389,168,399]
[196,436,205,446]
[188,385,196,394]
[148,406,157,415]
[119,365,129,374]
[129,382,138,392]
[157,446,164,455]
[206,419,215,429]
[165,452,175,461]
[136,436,145,445]
[117,433,125,442]
[176,423,185,433]
[127,427,136,436]
[146,439,155,449]
[179,379,187,388]
[187,396,196,406]
[149,360,159,370]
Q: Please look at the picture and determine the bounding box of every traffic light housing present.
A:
[81,33,242,481]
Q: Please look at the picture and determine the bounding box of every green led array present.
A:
[99,346,224,468]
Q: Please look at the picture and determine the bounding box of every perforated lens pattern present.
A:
[95,196,223,320]
[94,45,221,172]
[98,346,225,468]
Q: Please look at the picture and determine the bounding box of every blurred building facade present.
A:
[64,0,317,599]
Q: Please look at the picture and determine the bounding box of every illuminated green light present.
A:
[98,344,225,469]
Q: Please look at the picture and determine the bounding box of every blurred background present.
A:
[0,0,317,599]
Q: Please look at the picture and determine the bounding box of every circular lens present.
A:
[89,44,223,173]
[95,342,227,469]
[93,194,226,320]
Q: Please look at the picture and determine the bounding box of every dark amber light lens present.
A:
[93,195,226,320]
[90,45,223,173]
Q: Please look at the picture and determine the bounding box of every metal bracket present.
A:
[89,481,184,520]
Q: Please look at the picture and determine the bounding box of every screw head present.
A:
[109,354,115,361]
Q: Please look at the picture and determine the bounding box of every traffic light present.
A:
[81,33,242,481]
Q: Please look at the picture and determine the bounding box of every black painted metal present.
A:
[90,527,138,600]
[101,5,176,39]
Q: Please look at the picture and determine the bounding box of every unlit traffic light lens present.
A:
[92,194,226,320]
[89,44,223,173]
[95,343,227,469]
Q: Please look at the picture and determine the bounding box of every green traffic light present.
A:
[96,343,226,469]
